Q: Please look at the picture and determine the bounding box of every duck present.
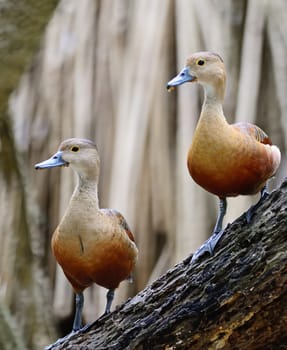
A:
[167,51,281,261]
[35,138,138,342]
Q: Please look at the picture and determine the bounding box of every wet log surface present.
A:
[49,179,287,350]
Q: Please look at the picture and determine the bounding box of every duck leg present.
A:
[104,289,115,314]
[245,185,268,223]
[191,198,227,262]
[45,292,84,349]
[73,292,84,331]
[79,289,116,335]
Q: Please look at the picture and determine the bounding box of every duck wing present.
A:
[232,122,272,145]
[100,208,135,242]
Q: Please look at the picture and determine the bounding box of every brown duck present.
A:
[167,51,281,261]
[35,138,138,341]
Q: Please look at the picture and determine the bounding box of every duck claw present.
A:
[191,230,225,263]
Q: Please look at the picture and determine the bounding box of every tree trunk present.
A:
[0,1,59,349]
[48,179,287,349]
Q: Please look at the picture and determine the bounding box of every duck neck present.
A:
[200,83,227,125]
[203,81,224,104]
[71,173,100,210]
[58,174,100,234]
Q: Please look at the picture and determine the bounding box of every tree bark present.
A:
[48,179,287,350]
[0,0,58,112]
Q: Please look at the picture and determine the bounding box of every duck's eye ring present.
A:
[196,59,205,66]
[71,146,79,152]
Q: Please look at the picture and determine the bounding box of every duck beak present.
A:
[35,151,68,169]
[166,66,196,91]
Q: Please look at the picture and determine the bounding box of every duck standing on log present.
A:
[167,51,281,261]
[35,138,138,346]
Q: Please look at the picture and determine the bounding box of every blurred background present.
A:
[0,0,286,348]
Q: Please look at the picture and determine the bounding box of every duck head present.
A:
[167,51,226,101]
[35,138,100,181]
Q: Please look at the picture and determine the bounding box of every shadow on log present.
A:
[48,179,287,350]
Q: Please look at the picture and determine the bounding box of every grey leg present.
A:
[45,292,84,350]
[105,289,115,314]
[191,198,227,262]
[73,292,84,331]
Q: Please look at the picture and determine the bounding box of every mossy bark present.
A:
[0,0,58,112]
[49,179,287,349]
[0,0,58,176]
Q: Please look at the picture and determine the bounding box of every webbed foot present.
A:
[191,229,225,262]
[192,198,227,263]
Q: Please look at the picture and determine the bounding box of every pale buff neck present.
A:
[70,172,100,210]
[57,171,101,236]
[199,82,227,125]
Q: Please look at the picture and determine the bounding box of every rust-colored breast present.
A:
[52,224,137,293]
[187,122,279,198]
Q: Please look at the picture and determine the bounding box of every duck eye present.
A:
[197,59,205,66]
[71,146,79,152]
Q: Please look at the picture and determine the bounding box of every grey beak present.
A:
[166,66,196,90]
[35,151,68,169]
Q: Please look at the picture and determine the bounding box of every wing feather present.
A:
[232,122,272,145]
[100,208,135,242]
